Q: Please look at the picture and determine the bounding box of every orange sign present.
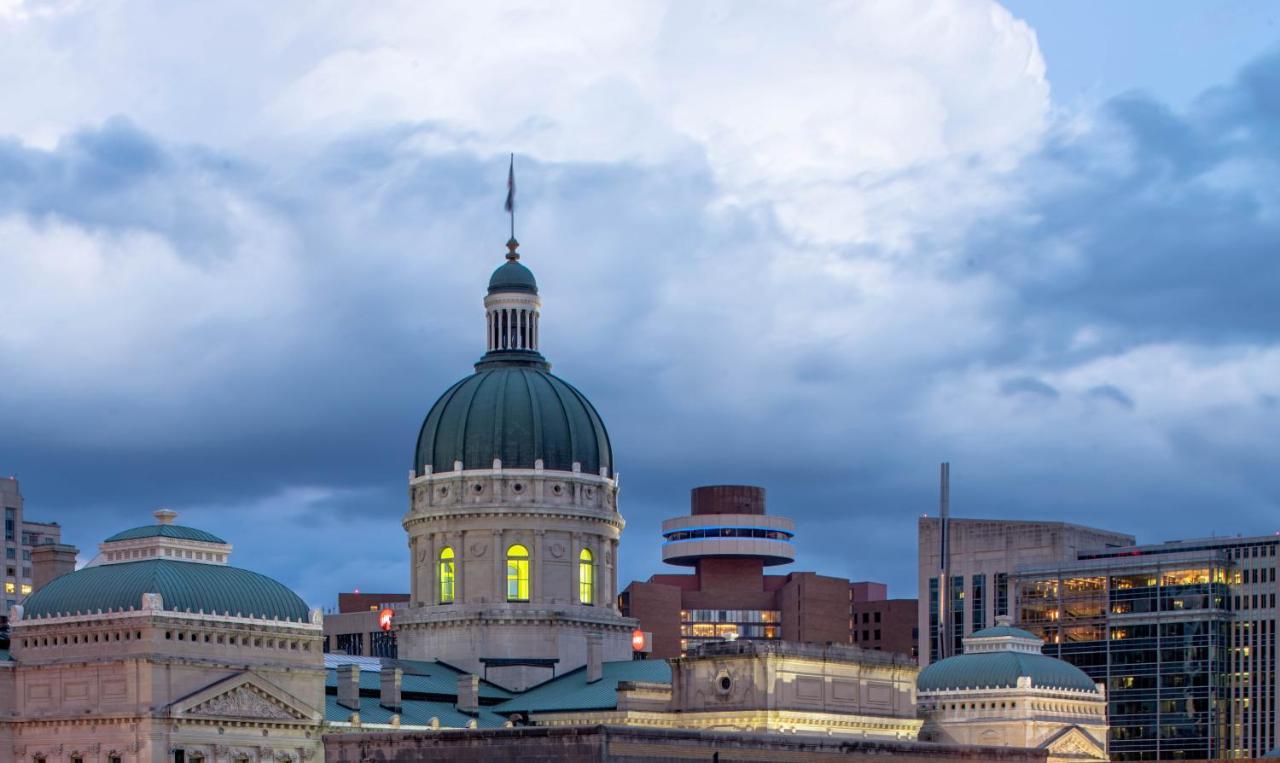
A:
[379,608,394,632]
[631,628,646,651]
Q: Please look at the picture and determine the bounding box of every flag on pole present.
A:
[504,154,515,213]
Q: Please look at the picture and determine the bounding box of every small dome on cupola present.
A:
[488,242,538,294]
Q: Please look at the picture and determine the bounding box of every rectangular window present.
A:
[996,572,1009,617]
[950,575,965,655]
[3,582,13,594]
[973,574,987,632]
[19,584,31,595]
[928,577,940,662]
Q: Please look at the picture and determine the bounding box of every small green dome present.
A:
[968,624,1039,640]
[416,365,612,476]
[22,559,310,622]
[104,524,226,544]
[488,260,537,294]
[918,651,1098,692]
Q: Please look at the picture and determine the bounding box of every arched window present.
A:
[506,544,530,601]
[579,548,595,605]
[438,546,456,604]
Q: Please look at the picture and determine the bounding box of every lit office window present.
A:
[579,548,594,605]
[506,544,529,601]
[438,547,456,604]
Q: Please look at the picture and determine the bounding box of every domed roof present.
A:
[416,365,612,476]
[22,559,310,622]
[918,651,1099,693]
[104,524,226,544]
[488,260,537,294]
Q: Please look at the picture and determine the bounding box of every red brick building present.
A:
[850,581,919,659]
[619,485,917,660]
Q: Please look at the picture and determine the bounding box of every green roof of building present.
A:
[488,259,538,294]
[104,524,227,544]
[324,694,507,728]
[969,624,1039,640]
[21,559,309,622]
[324,659,513,701]
[415,365,613,476]
[917,651,1098,693]
[495,659,671,714]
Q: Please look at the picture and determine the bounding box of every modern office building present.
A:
[1014,534,1280,760]
[923,513,1280,760]
[621,485,917,659]
[0,477,65,613]
[918,516,1135,666]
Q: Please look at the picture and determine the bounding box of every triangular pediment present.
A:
[1041,725,1107,761]
[170,671,319,722]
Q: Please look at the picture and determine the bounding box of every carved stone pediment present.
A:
[170,671,318,723]
[191,685,300,720]
[1042,725,1107,761]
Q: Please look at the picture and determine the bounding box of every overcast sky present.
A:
[2,1,1279,608]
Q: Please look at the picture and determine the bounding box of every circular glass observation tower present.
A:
[660,485,796,567]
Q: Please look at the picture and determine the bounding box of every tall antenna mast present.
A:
[938,461,951,660]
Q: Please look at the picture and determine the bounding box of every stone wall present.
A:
[325,725,1050,762]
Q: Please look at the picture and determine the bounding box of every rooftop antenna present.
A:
[938,462,951,660]
[504,153,519,260]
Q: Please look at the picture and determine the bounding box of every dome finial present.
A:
[154,508,177,525]
[506,237,519,261]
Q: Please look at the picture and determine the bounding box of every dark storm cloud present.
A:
[4,49,1280,607]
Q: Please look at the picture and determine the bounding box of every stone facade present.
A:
[0,513,326,762]
[398,461,636,690]
[531,640,923,740]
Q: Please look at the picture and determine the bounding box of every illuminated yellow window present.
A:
[20,584,31,595]
[438,547,456,604]
[579,548,594,605]
[506,544,529,601]
[3,582,13,594]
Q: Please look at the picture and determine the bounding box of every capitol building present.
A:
[3,215,1113,762]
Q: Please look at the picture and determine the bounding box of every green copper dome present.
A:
[918,651,1098,693]
[488,260,537,294]
[104,524,226,544]
[22,559,310,622]
[415,364,612,476]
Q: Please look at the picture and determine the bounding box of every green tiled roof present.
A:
[917,651,1098,693]
[104,524,227,544]
[324,660,513,701]
[495,659,671,714]
[324,694,506,728]
[22,559,309,621]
